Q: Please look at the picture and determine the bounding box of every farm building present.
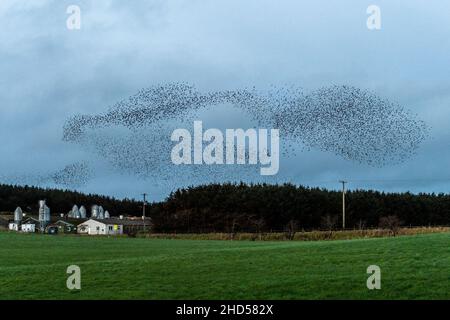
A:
[1,199,146,237]
[7,217,78,235]
[21,224,35,233]
[21,217,40,233]
[77,218,149,236]
[52,220,77,234]
[121,218,151,235]
[77,219,123,235]
[0,199,118,235]
[8,222,20,231]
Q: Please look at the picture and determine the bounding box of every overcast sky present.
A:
[1,0,449,201]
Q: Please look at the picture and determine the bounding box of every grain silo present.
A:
[14,207,23,223]
[72,205,80,219]
[79,206,87,219]
[38,200,51,231]
[91,205,99,218]
[98,206,105,219]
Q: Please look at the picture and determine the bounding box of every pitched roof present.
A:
[82,218,149,226]
[22,217,40,224]
[54,220,76,227]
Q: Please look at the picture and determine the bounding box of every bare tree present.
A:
[251,217,266,241]
[379,215,402,236]
[285,220,299,240]
[226,216,239,240]
[357,219,367,230]
[320,215,338,239]
[321,215,338,231]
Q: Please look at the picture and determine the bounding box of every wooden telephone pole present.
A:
[142,193,147,232]
[339,181,347,230]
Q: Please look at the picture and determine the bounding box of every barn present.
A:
[77,218,149,236]
[52,220,77,234]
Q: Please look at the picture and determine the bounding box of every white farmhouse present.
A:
[77,219,123,235]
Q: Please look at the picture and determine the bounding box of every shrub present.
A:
[379,215,402,236]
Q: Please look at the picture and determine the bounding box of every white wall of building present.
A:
[77,219,123,235]
[21,224,36,233]
[8,223,19,231]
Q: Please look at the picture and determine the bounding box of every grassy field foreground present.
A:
[1,232,450,299]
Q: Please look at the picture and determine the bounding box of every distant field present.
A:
[142,226,450,241]
[1,232,450,299]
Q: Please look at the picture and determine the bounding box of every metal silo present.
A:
[14,207,23,223]
[72,205,80,219]
[98,206,105,219]
[38,200,46,221]
[104,210,110,219]
[44,205,50,222]
[91,205,99,218]
[39,200,51,232]
[79,206,87,219]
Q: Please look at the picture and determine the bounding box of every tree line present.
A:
[0,184,140,216]
[150,183,450,233]
[1,183,449,232]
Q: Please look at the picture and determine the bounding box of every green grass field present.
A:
[1,231,450,299]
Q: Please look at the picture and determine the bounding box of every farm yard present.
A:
[1,231,450,299]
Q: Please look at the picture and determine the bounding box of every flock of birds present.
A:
[51,162,92,187]
[0,162,91,188]
[6,83,430,189]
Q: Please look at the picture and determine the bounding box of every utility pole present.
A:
[339,181,347,230]
[142,193,147,232]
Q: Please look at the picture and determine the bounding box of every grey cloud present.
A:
[0,0,448,200]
